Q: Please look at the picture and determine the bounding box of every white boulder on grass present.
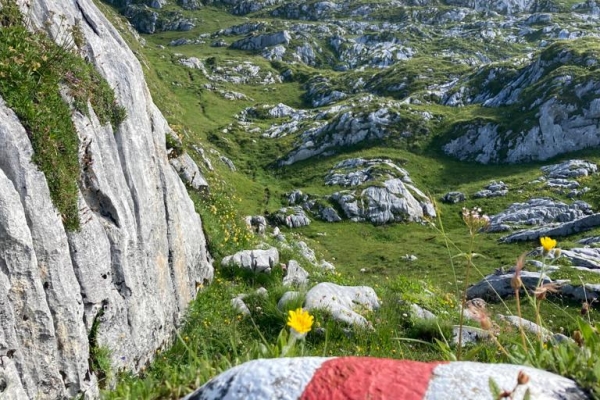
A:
[221,247,279,273]
[304,282,379,328]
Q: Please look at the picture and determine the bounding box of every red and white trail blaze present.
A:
[182,357,588,400]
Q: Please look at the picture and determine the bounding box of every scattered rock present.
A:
[463,298,487,321]
[452,326,491,345]
[274,207,311,228]
[320,207,342,222]
[295,241,317,264]
[441,191,466,204]
[245,215,268,235]
[467,271,552,301]
[211,39,228,47]
[277,291,303,311]
[279,109,402,166]
[231,31,291,51]
[326,158,435,224]
[221,248,279,273]
[559,283,600,302]
[231,295,251,316]
[498,315,552,339]
[220,156,236,171]
[410,304,436,320]
[578,236,600,245]
[318,260,336,271]
[283,260,310,287]
[561,248,600,270]
[304,282,379,328]
[473,181,508,198]
[541,159,598,179]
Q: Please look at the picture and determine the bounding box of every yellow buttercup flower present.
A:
[540,236,557,253]
[287,308,314,336]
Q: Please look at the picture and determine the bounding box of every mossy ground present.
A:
[94,3,600,398]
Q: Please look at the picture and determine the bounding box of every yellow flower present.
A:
[540,236,557,253]
[287,308,314,336]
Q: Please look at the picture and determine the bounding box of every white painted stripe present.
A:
[182,357,334,400]
[424,362,588,400]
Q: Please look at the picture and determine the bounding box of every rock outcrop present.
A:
[487,198,594,233]
[326,158,436,224]
[443,43,600,164]
[0,0,212,398]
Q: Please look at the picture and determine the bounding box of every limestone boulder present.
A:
[304,283,379,328]
[221,248,279,273]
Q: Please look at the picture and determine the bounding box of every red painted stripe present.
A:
[300,357,444,400]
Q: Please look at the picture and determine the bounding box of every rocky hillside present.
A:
[3,0,600,398]
[116,0,600,164]
[0,0,212,398]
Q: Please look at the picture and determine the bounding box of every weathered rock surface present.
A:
[231,31,291,51]
[498,315,552,339]
[561,248,600,270]
[560,283,600,302]
[327,158,435,224]
[169,153,208,190]
[487,197,594,233]
[466,271,552,300]
[124,6,194,34]
[410,304,436,320]
[304,282,379,327]
[0,0,213,398]
[452,326,491,345]
[273,207,311,228]
[244,215,267,235]
[541,159,598,179]
[473,180,508,198]
[282,260,310,287]
[443,47,600,164]
[578,236,600,245]
[279,108,401,166]
[182,357,588,400]
[441,191,466,204]
[277,291,303,310]
[221,248,279,273]
[500,213,600,242]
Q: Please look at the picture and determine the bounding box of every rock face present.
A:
[0,0,212,398]
[443,46,600,164]
[182,357,587,400]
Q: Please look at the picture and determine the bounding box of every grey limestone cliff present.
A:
[0,0,212,398]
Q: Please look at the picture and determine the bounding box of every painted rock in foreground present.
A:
[182,357,588,400]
